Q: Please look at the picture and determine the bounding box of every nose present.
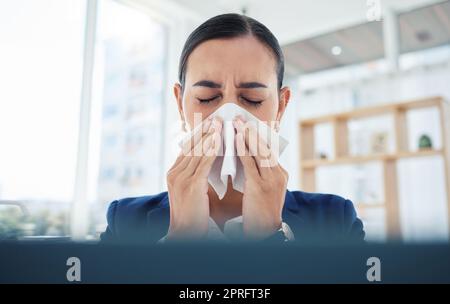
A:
[220,79,240,107]
[221,100,239,108]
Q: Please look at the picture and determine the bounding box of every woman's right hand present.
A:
[165,116,222,241]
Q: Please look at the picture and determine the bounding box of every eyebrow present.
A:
[192,80,267,89]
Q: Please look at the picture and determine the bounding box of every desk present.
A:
[0,241,449,284]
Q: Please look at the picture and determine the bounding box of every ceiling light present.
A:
[331,46,342,56]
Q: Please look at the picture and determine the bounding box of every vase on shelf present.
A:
[418,134,433,150]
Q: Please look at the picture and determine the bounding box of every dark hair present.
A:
[178,13,285,91]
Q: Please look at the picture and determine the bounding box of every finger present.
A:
[181,115,213,156]
[195,128,222,178]
[173,133,211,174]
[246,125,272,179]
[172,154,193,175]
[234,117,272,179]
[170,150,187,170]
[185,118,223,176]
[185,131,215,176]
[257,137,278,170]
[278,164,288,179]
[177,118,222,176]
[273,163,288,182]
[245,118,278,168]
[235,130,260,179]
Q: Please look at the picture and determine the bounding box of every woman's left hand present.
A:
[233,116,289,240]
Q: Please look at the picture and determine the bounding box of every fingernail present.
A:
[237,115,246,122]
[213,117,220,126]
[203,118,211,131]
[234,119,243,130]
[214,123,222,133]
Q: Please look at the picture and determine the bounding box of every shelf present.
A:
[299,96,450,240]
[354,203,385,209]
[300,96,443,126]
[301,149,443,169]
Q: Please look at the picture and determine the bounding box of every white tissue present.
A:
[179,103,289,200]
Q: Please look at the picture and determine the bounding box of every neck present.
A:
[208,176,243,231]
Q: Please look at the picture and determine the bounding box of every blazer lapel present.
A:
[282,190,308,238]
[145,193,170,242]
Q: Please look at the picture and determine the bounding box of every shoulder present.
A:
[287,190,356,215]
[285,190,365,241]
[100,192,169,243]
[105,191,168,222]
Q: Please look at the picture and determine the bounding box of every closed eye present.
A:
[241,96,264,107]
[197,96,220,103]
[197,95,263,107]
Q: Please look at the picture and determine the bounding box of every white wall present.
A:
[171,0,447,45]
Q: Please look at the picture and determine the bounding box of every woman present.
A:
[100,13,365,244]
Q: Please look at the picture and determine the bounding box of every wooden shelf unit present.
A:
[299,96,450,240]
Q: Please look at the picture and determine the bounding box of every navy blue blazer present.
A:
[100,190,365,244]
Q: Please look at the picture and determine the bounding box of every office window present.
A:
[0,0,86,238]
[89,0,167,237]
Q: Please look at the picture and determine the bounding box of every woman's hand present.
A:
[165,116,222,241]
[233,116,289,240]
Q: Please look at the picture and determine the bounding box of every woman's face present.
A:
[174,35,291,131]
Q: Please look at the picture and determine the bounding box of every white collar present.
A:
[206,216,243,242]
